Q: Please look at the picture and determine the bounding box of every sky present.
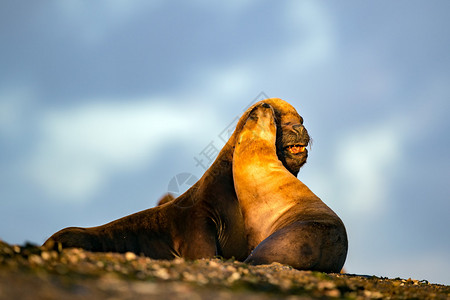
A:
[1,0,449,285]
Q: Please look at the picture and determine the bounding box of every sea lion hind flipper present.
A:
[43,227,102,252]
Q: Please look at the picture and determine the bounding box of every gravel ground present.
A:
[0,240,448,299]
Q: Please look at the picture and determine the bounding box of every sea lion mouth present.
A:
[284,144,307,154]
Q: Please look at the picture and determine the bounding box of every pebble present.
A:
[324,288,341,298]
[41,251,51,261]
[363,290,383,299]
[125,252,136,261]
[227,272,241,283]
[28,254,44,266]
[208,260,220,268]
[182,271,196,282]
[196,273,208,285]
[317,280,336,291]
[154,268,170,280]
[67,254,79,264]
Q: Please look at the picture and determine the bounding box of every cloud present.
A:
[54,1,162,45]
[190,0,258,13]
[281,1,336,69]
[304,118,406,218]
[26,99,216,202]
[334,122,403,215]
[0,87,34,137]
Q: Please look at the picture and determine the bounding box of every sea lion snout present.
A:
[292,124,310,147]
[246,103,275,127]
[292,124,306,135]
[276,121,310,176]
[283,124,309,143]
[240,103,276,145]
[248,102,275,119]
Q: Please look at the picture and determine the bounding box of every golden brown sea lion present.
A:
[43,98,312,261]
[233,103,347,272]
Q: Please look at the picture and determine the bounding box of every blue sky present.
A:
[1,1,449,285]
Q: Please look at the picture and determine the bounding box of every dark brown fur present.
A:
[43,98,308,261]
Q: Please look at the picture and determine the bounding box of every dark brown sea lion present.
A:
[233,103,347,272]
[43,98,312,261]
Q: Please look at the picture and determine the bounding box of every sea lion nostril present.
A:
[261,103,271,108]
[292,124,304,133]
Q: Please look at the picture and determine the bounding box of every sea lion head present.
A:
[256,99,310,176]
[222,98,311,178]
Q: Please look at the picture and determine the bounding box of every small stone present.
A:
[196,273,208,285]
[182,271,196,281]
[113,263,122,272]
[1,246,13,255]
[227,272,241,283]
[96,261,105,268]
[28,254,44,266]
[125,252,136,261]
[225,265,236,272]
[154,268,170,280]
[41,251,51,261]
[317,281,336,290]
[325,289,341,298]
[208,261,219,268]
[363,290,383,299]
[67,254,79,264]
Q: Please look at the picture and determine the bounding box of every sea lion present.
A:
[43,98,311,261]
[233,103,347,272]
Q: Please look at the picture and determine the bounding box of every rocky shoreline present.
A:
[0,240,448,299]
